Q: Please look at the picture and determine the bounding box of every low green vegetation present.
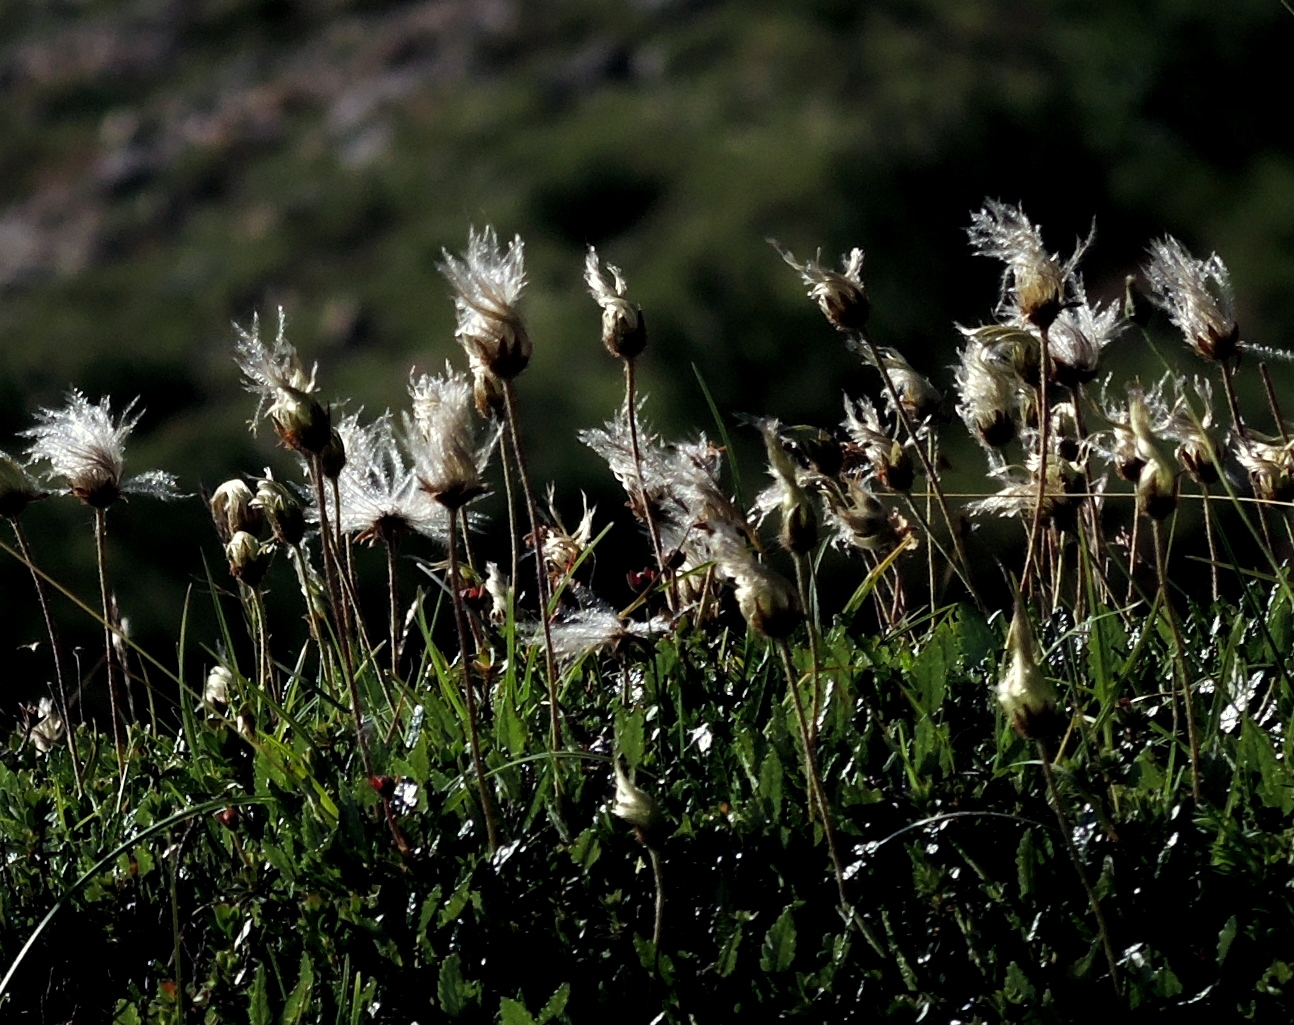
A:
[4,203,1294,1022]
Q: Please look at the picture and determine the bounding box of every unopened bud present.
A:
[997,603,1060,740]
[612,761,666,844]
[733,559,801,639]
[270,386,332,456]
[253,477,306,545]
[318,428,347,480]
[226,530,270,586]
[210,479,261,541]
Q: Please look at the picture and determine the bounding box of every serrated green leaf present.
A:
[248,964,271,1025]
[438,954,471,1017]
[499,997,535,1025]
[537,982,570,1023]
[758,748,783,823]
[281,953,314,1025]
[715,924,743,978]
[760,906,796,972]
[615,707,646,769]
[1218,915,1238,964]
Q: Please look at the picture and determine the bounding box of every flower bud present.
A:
[226,530,270,587]
[253,476,306,545]
[612,761,666,844]
[202,665,232,713]
[733,559,801,639]
[997,603,1060,739]
[29,697,65,754]
[318,427,347,480]
[0,452,44,519]
[270,386,332,456]
[1129,391,1178,520]
[209,479,261,541]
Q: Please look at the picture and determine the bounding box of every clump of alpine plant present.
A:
[23,390,181,764]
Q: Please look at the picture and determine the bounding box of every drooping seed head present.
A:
[226,530,270,587]
[612,760,666,843]
[585,247,647,359]
[1143,236,1239,364]
[252,473,306,545]
[234,308,333,456]
[771,239,871,333]
[406,364,500,510]
[209,479,262,541]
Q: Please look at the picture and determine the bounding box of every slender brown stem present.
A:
[649,844,665,949]
[311,457,374,780]
[777,639,847,908]
[386,537,401,680]
[855,333,982,609]
[1037,741,1122,1000]
[501,380,560,751]
[1201,485,1220,604]
[793,551,824,744]
[624,358,674,609]
[94,509,125,772]
[448,508,500,853]
[499,426,521,603]
[1259,362,1289,444]
[1220,361,1246,441]
[11,519,82,793]
[1021,328,1052,597]
[1152,517,1201,801]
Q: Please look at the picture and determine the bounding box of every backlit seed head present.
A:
[968,201,1087,331]
[1144,236,1239,364]
[997,603,1060,740]
[731,558,801,639]
[234,309,333,455]
[209,479,261,541]
[771,239,871,333]
[439,226,532,380]
[202,665,232,713]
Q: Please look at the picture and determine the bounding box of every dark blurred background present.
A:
[3,0,1294,713]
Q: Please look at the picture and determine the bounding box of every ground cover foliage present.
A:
[6,206,1294,1022]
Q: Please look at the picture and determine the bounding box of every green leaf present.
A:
[911,616,960,711]
[1003,961,1035,1004]
[715,924,743,978]
[248,964,271,1025]
[1218,915,1238,964]
[615,707,646,769]
[112,1002,142,1025]
[280,953,314,1025]
[537,983,570,1023]
[1016,829,1036,898]
[760,906,797,972]
[499,997,535,1025]
[758,748,784,823]
[438,954,473,1016]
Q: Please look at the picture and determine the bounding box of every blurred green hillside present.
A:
[3,0,1294,702]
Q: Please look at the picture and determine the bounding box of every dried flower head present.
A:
[406,364,500,510]
[1236,433,1294,503]
[853,344,947,424]
[1164,377,1220,485]
[585,247,647,359]
[954,329,1023,451]
[24,390,180,508]
[234,308,332,455]
[1047,284,1123,388]
[325,411,448,545]
[1127,385,1179,520]
[746,416,818,554]
[545,606,668,665]
[822,479,907,554]
[439,226,531,380]
[1143,236,1239,363]
[770,239,870,333]
[842,396,915,492]
[28,697,65,754]
[997,602,1060,739]
[202,665,232,713]
[209,479,261,542]
[0,451,45,519]
[968,201,1087,330]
